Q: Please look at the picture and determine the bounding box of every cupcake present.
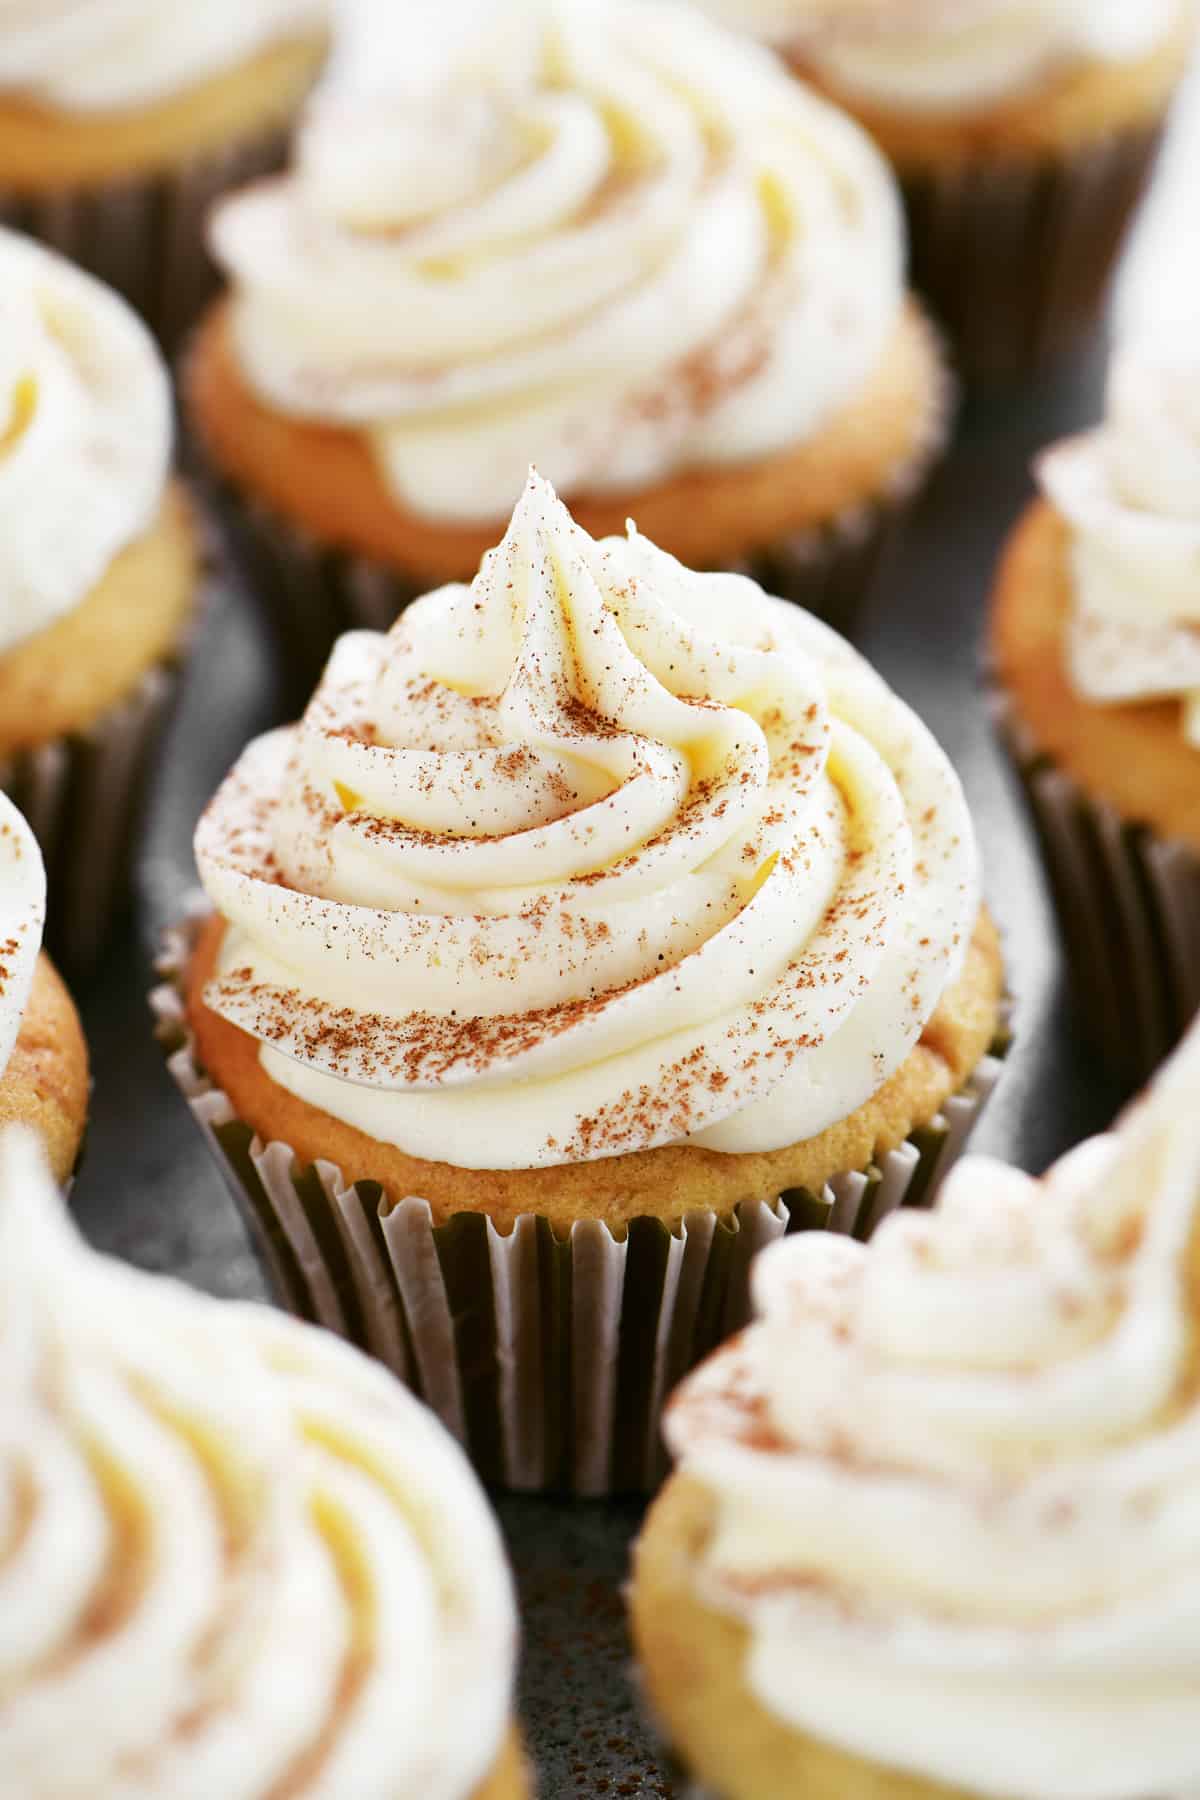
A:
[0,229,202,968]
[632,994,1200,1800]
[0,0,329,350]
[154,472,1006,1496]
[187,0,950,680]
[0,1125,526,1798]
[0,794,88,1182]
[991,347,1200,1086]
[683,0,1196,377]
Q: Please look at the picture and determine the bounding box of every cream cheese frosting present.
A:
[0,1123,517,1798]
[0,0,327,112]
[194,472,979,1172]
[682,0,1181,110]
[0,795,44,1081]
[208,0,904,524]
[0,230,171,659]
[664,1012,1200,1800]
[1038,347,1200,748]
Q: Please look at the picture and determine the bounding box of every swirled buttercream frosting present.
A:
[0,795,44,1081]
[195,472,978,1172]
[208,0,904,523]
[665,1014,1200,1800]
[0,1124,517,1798]
[0,230,171,658]
[0,0,327,111]
[683,0,1181,109]
[1039,347,1200,748]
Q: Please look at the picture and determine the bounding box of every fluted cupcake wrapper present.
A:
[901,123,1165,379]
[993,693,1200,1086]
[0,128,287,354]
[196,365,950,699]
[2,663,181,970]
[152,914,1007,1496]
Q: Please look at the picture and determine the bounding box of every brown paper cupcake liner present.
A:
[902,123,1165,379]
[152,912,1008,1495]
[1,662,182,971]
[0,127,288,354]
[993,692,1200,1085]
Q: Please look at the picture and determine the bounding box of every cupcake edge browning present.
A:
[0,481,198,756]
[183,905,1003,1234]
[0,32,329,189]
[783,9,1196,166]
[0,952,88,1183]
[990,498,1200,853]
[631,1472,975,1800]
[184,298,948,585]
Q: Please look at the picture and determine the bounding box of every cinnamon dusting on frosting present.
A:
[0,1127,516,1798]
[209,0,905,523]
[194,473,977,1171]
[664,1015,1200,1796]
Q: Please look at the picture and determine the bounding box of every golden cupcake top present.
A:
[665,1010,1200,1799]
[0,229,170,657]
[0,1125,518,1798]
[195,472,979,1171]
[0,0,328,111]
[209,0,904,521]
[0,793,42,1081]
[1038,346,1200,748]
[680,0,1183,108]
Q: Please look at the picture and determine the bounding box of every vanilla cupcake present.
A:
[0,229,201,967]
[0,1123,526,1798]
[685,0,1196,376]
[991,347,1200,1085]
[187,0,949,679]
[155,473,1005,1495]
[0,795,87,1182]
[632,997,1200,1800]
[0,0,329,349]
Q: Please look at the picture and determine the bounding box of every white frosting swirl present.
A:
[685,0,1181,110]
[195,473,978,1172]
[0,1124,517,1798]
[0,231,171,658]
[665,1013,1200,1800]
[209,0,904,524]
[0,0,326,111]
[1039,348,1200,748]
[0,796,44,1081]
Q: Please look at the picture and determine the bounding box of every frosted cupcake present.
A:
[156,473,1006,1495]
[991,347,1200,1084]
[187,0,950,677]
[1,1123,525,1800]
[632,995,1200,1800]
[683,0,1196,376]
[0,229,201,967]
[0,1123,526,1798]
[0,794,87,1182]
[0,0,329,349]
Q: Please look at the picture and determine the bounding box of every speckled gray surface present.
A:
[65,83,1195,1798]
